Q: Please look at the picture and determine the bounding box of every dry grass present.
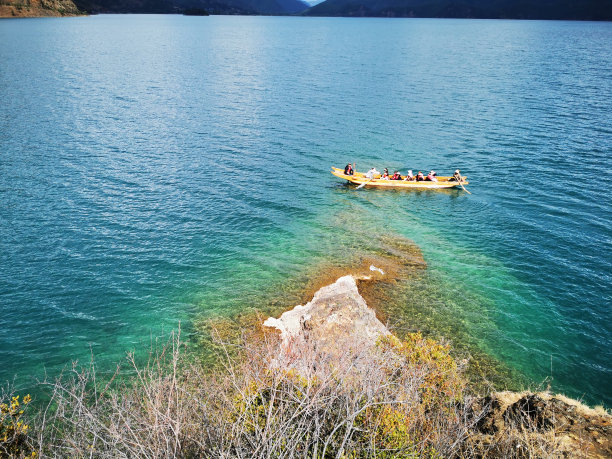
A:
[494,390,609,418]
[2,326,598,458]
[547,393,609,418]
[460,390,603,459]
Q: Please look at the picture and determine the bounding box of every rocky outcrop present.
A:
[0,0,82,17]
[263,273,389,367]
[469,391,612,458]
[264,272,612,458]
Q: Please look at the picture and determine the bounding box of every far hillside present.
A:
[73,0,309,15]
[304,0,612,20]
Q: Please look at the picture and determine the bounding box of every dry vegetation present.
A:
[1,327,607,458]
[0,0,81,18]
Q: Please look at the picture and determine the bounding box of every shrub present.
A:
[18,325,579,458]
[0,392,36,458]
[209,329,473,457]
[20,326,479,457]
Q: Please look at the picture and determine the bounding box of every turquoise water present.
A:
[1,16,611,406]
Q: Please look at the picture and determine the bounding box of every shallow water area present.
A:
[0,15,611,407]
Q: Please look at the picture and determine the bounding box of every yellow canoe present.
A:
[331,167,469,189]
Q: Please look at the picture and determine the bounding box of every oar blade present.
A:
[356,178,372,189]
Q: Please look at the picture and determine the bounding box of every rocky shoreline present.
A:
[264,271,612,458]
[0,0,83,17]
[2,267,609,457]
[471,391,612,458]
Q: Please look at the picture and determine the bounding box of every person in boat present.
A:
[416,171,424,181]
[450,169,462,182]
[381,168,390,180]
[403,170,415,181]
[391,171,402,180]
[425,170,438,182]
[344,163,354,175]
[365,167,379,179]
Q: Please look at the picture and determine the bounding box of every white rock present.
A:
[264,275,389,365]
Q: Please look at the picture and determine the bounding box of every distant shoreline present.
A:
[2,12,610,21]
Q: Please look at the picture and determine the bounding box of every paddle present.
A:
[458,177,471,194]
[356,178,372,189]
[354,163,373,189]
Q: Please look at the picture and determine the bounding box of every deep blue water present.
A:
[0,15,611,406]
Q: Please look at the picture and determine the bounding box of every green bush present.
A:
[1,393,36,458]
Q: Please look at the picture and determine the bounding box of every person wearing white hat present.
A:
[404,170,415,181]
[365,167,379,179]
[451,169,462,182]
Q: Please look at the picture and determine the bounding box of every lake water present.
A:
[1,15,611,407]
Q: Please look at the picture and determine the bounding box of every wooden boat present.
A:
[331,167,469,189]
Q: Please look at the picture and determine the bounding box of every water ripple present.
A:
[0,16,611,406]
